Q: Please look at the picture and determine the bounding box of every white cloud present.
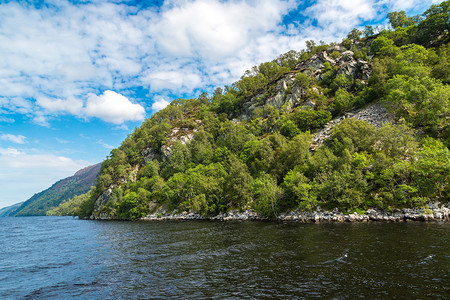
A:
[85,90,146,124]
[0,0,441,127]
[151,96,170,112]
[0,146,91,208]
[36,96,83,115]
[97,139,115,149]
[305,0,377,37]
[0,134,27,144]
[0,116,15,123]
[149,0,293,59]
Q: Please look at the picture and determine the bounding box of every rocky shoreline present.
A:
[141,201,450,223]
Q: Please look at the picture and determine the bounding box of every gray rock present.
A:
[141,147,155,163]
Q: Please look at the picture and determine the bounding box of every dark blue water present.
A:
[0,217,449,299]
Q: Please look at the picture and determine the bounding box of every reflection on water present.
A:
[0,217,449,299]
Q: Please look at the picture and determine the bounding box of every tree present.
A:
[332,88,353,115]
[331,118,378,153]
[418,0,450,45]
[387,11,419,29]
[224,155,253,209]
[364,25,374,38]
[282,169,318,211]
[116,191,149,220]
[305,40,316,52]
[383,75,450,136]
[251,173,283,217]
[295,72,312,90]
[411,138,450,200]
[347,28,362,40]
[375,123,419,159]
[280,120,300,139]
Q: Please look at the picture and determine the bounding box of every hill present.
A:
[6,163,101,217]
[0,202,23,217]
[74,2,449,220]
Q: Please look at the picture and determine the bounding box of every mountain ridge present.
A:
[4,163,101,217]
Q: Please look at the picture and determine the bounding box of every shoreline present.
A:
[140,201,450,223]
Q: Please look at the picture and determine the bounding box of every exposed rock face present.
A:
[278,203,450,222]
[241,48,372,121]
[141,127,197,163]
[161,127,196,160]
[142,202,450,222]
[91,166,139,219]
[295,50,372,82]
[91,125,198,219]
[311,102,393,149]
[141,147,155,163]
[91,185,114,219]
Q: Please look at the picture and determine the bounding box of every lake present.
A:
[0,217,448,299]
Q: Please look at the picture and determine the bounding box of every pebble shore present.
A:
[141,202,450,222]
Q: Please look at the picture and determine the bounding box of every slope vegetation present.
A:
[75,2,449,220]
[8,163,101,216]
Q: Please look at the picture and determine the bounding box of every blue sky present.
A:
[0,0,442,209]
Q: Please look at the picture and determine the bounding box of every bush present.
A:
[292,109,332,132]
[280,120,300,139]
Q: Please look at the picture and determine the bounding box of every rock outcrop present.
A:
[142,202,450,223]
[161,127,196,160]
[311,102,394,149]
[240,47,372,121]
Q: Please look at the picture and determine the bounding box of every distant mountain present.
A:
[0,202,24,217]
[6,163,101,217]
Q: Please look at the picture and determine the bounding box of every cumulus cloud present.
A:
[0,0,441,127]
[0,134,27,144]
[36,96,83,115]
[85,90,146,124]
[305,0,377,38]
[149,0,293,59]
[151,96,170,112]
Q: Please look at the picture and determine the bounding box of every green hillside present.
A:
[8,163,101,216]
[74,2,449,220]
[0,202,23,217]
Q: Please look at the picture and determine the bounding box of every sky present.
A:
[0,0,443,209]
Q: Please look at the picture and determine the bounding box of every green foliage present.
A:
[347,28,362,40]
[116,191,149,220]
[331,118,378,153]
[316,167,368,211]
[291,109,332,132]
[417,0,450,45]
[375,123,419,159]
[251,173,283,218]
[282,169,318,211]
[364,25,374,38]
[387,11,419,29]
[280,120,300,139]
[370,36,399,57]
[295,72,312,89]
[332,88,353,115]
[73,2,450,220]
[240,139,275,175]
[330,74,351,92]
[383,75,450,137]
[224,155,253,209]
[47,189,93,217]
